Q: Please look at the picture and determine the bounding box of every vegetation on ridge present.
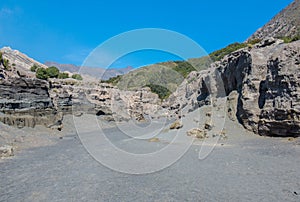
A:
[46,66,60,78]
[277,35,300,43]
[71,74,83,80]
[145,84,172,100]
[209,39,262,62]
[58,72,69,79]
[209,43,248,62]
[35,66,79,80]
[30,64,39,72]
[102,75,122,85]
[36,68,49,80]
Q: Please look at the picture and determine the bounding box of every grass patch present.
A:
[277,35,300,43]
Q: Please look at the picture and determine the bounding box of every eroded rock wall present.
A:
[0,78,62,128]
[49,79,165,122]
[167,39,300,137]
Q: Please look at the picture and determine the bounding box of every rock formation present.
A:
[0,47,47,73]
[49,79,165,122]
[0,77,63,129]
[1,1,300,137]
[248,0,300,40]
[0,46,166,129]
[167,38,300,137]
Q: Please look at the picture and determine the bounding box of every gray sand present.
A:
[1,110,300,201]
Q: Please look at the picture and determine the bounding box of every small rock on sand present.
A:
[148,137,160,142]
[0,145,14,158]
[204,120,213,130]
[186,128,207,139]
[169,120,183,130]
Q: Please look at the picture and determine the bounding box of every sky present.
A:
[0,0,294,68]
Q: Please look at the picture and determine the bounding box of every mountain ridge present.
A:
[248,0,300,40]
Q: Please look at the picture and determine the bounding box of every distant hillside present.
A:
[44,61,133,80]
[0,46,48,79]
[248,0,300,40]
[113,61,195,91]
[0,47,48,71]
[102,58,215,99]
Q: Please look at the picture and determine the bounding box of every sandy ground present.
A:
[0,108,300,201]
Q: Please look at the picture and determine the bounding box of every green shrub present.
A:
[58,72,69,79]
[279,35,300,43]
[46,66,60,78]
[0,55,13,70]
[146,84,171,100]
[102,75,122,85]
[293,36,300,42]
[72,74,83,80]
[30,64,39,72]
[280,36,292,43]
[36,68,49,80]
[247,38,262,45]
[3,58,11,70]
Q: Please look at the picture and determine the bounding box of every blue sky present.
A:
[0,0,293,68]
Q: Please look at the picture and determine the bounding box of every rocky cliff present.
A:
[1,47,48,69]
[2,0,300,138]
[248,0,300,40]
[167,38,300,137]
[0,48,62,129]
[0,77,163,130]
[49,79,165,122]
[0,77,63,129]
[0,45,167,129]
[1,39,300,137]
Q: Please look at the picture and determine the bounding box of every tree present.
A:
[72,74,83,80]
[46,66,59,78]
[30,64,39,72]
[36,68,49,80]
[58,72,69,79]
